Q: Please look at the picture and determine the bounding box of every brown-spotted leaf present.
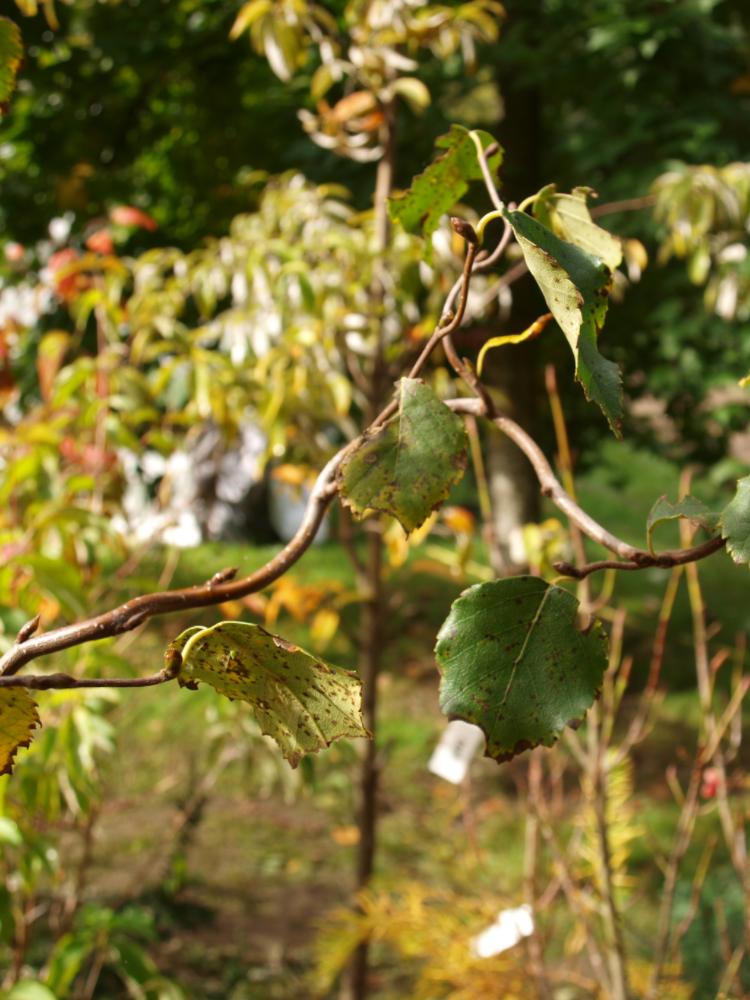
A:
[338,378,468,534]
[389,125,502,254]
[0,688,40,775]
[169,621,367,766]
[436,577,607,762]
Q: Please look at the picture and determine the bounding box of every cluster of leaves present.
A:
[5,115,750,779]
[653,162,750,323]
[232,0,503,161]
[1,2,750,795]
[128,173,463,460]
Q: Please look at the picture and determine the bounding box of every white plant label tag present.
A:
[471,904,535,958]
[428,719,485,784]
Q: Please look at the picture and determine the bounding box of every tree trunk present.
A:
[486,359,541,567]
[484,15,544,565]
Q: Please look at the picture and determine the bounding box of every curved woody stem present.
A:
[0,396,727,687]
[0,221,728,689]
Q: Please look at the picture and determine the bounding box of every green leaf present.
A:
[388,126,502,250]
[534,186,622,271]
[0,817,22,845]
[45,937,89,997]
[3,983,59,1000]
[0,689,40,775]
[435,577,608,762]
[337,378,468,533]
[0,16,22,108]
[647,495,719,554]
[168,622,368,766]
[720,475,750,565]
[505,209,623,434]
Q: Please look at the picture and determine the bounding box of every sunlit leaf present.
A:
[169,621,367,766]
[389,126,502,250]
[436,577,607,762]
[534,186,622,271]
[230,0,272,40]
[328,90,377,124]
[338,378,468,533]
[505,209,622,434]
[109,205,157,231]
[4,982,59,1000]
[0,17,22,109]
[720,476,750,565]
[0,688,40,775]
[646,495,719,553]
[12,0,58,28]
[390,76,431,113]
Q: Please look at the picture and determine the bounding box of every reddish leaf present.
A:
[109,205,157,231]
[85,227,115,255]
[4,241,24,262]
[48,248,88,301]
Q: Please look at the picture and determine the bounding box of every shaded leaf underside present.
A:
[647,494,719,553]
[505,208,623,434]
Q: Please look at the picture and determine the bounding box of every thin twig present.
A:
[0,450,343,677]
[553,537,725,580]
[3,396,729,684]
[590,195,656,218]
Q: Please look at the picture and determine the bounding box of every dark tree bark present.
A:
[483,12,544,566]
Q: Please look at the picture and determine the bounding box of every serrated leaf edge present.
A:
[0,692,41,776]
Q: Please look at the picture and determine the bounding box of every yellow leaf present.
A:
[219,600,245,619]
[442,505,476,535]
[0,688,40,775]
[384,518,410,567]
[476,312,553,376]
[271,463,311,487]
[311,608,340,648]
[230,0,272,40]
[328,90,377,125]
[331,824,360,846]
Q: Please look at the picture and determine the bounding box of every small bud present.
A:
[16,614,40,644]
[210,566,238,586]
[450,217,479,246]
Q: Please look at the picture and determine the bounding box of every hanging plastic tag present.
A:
[428,719,485,784]
[471,904,535,958]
